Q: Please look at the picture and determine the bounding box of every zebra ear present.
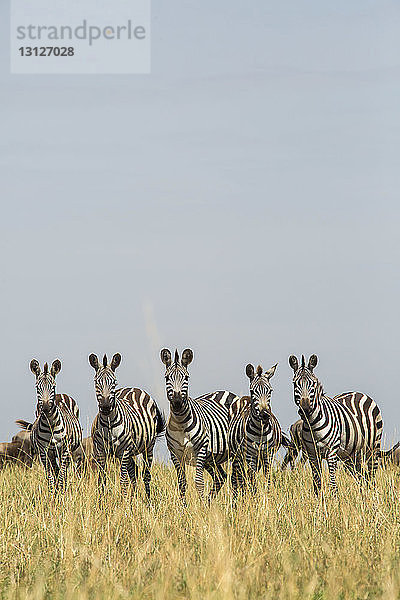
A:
[51,359,61,378]
[246,364,255,381]
[308,355,318,372]
[181,349,193,368]
[160,348,172,367]
[111,353,121,372]
[289,355,298,372]
[265,363,278,380]
[30,359,40,377]
[89,354,100,371]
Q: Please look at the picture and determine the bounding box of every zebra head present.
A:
[89,353,122,415]
[160,348,193,409]
[246,363,277,421]
[30,359,61,413]
[289,354,321,413]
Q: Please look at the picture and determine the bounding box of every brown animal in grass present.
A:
[379,442,400,467]
[0,439,33,468]
[1,427,93,473]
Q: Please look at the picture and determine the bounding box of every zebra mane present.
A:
[43,363,48,375]
[103,354,108,368]
[256,365,263,377]
[174,349,179,364]
[316,379,324,399]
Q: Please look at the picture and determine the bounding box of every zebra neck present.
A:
[98,402,119,424]
[302,394,329,425]
[247,413,271,437]
[38,404,62,428]
[169,397,192,422]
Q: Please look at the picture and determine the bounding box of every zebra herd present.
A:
[6,350,385,500]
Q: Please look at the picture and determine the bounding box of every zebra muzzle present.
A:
[300,397,311,412]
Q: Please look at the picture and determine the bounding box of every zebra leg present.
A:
[170,452,187,503]
[281,446,298,471]
[299,451,307,465]
[231,460,240,504]
[308,454,322,494]
[95,452,107,494]
[119,451,130,496]
[142,446,154,502]
[326,451,338,494]
[50,452,60,482]
[194,446,208,501]
[247,453,259,495]
[247,465,257,496]
[262,452,274,489]
[40,449,55,492]
[58,451,71,493]
[127,456,139,489]
[205,462,227,502]
[232,458,246,503]
[343,456,362,483]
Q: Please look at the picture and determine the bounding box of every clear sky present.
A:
[1,1,399,459]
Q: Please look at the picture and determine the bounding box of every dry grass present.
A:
[0,461,400,599]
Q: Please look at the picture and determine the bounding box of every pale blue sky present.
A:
[0,1,399,458]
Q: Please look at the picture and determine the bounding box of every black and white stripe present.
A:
[281,419,307,470]
[229,363,286,499]
[89,353,165,498]
[289,354,383,493]
[16,359,82,492]
[161,348,239,502]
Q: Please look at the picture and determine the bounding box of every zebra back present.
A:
[197,390,237,409]
[116,387,165,435]
[54,394,80,419]
[332,391,383,454]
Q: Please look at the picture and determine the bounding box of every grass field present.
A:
[1,461,400,600]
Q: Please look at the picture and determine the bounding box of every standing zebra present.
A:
[229,363,288,500]
[289,354,383,493]
[16,359,82,492]
[89,353,165,498]
[160,348,239,503]
[281,419,307,470]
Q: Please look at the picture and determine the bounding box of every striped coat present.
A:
[289,354,383,493]
[18,359,82,492]
[161,348,239,502]
[228,363,285,499]
[281,419,307,470]
[89,353,165,498]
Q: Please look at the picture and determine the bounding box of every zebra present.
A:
[289,354,383,493]
[160,348,239,503]
[228,363,289,500]
[281,419,307,470]
[89,353,165,498]
[16,359,82,492]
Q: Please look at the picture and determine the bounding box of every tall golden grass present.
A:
[0,461,399,599]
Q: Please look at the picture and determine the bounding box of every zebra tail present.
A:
[15,419,33,431]
[155,403,166,437]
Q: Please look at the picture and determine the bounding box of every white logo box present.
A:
[10,0,150,74]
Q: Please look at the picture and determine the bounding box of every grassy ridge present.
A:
[0,463,400,599]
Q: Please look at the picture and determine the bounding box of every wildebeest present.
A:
[379,442,400,466]
[0,427,93,474]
